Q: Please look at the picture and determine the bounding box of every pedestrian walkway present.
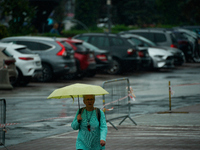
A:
[1,104,200,150]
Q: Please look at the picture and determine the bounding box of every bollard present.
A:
[0,68,13,90]
[169,81,171,111]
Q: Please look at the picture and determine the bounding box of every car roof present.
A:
[75,33,120,37]
[2,36,56,42]
[0,42,27,49]
[56,37,83,43]
[119,33,143,38]
[128,28,173,33]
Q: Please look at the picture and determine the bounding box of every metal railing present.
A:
[102,78,136,130]
[0,99,6,146]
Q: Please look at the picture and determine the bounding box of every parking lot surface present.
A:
[1,104,200,150]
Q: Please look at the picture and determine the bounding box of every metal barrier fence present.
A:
[0,99,6,146]
[102,78,136,130]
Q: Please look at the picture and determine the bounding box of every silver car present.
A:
[1,36,77,82]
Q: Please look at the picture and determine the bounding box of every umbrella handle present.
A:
[78,95,80,109]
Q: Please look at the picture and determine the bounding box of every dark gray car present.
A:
[73,33,151,74]
[1,36,77,82]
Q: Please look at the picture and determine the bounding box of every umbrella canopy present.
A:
[47,83,109,99]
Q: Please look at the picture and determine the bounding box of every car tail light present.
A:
[170,44,177,48]
[96,54,107,61]
[56,41,67,56]
[4,59,16,65]
[19,57,34,60]
[127,48,136,55]
[138,51,144,57]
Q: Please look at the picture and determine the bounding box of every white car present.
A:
[0,43,42,86]
[148,47,174,69]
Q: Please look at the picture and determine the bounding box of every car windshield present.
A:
[127,39,136,46]
[137,36,157,46]
[83,42,99,51]
[74,43,89,52]
[2,49,13,57]
[173,32,187,40]
[16,47,35,54]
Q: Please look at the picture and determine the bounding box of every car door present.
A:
[88,36,110,50]
[109,36,130,59]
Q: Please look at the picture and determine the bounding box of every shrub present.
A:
[0,24,9,39]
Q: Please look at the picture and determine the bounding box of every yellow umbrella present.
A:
[47,83,109,108]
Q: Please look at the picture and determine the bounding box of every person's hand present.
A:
[100,140,106,146]
[77,114,82,123]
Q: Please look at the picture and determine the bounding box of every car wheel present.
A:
[106,59,121,75]
[19,76,32,86]
[10,68,21,86]
[74,72,85,79]
[63,73,76,80]
[86,70,96,77]
[37,64,53,82]
[192,49,200,63]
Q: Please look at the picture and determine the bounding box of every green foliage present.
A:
[75,0,101,28]
[111,24,138,33]
[1,0,36,35]
[0,24,9,39]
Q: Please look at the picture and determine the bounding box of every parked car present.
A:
[1,36,77,82]
[82,41,113,72]
[118,34,174,70]
[121,28,179,48]
[73,33,151,74]
[176,26,200,35]
[0,42,42,86]
[56,38,96,79]
[120,29,185,66]
[0,47,17,84]
[173,28,200,62]
[171,30,194,62]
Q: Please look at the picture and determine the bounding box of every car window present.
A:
[75,44,88,52]
[130,38,144,46]
[59,41,73,52]
[139,36,157,46]
[133,32,155,42]
[15,47,35,54]
[154,33,166,42]
[127,39,136,46]
[83,42,99,51]
[110,37,125,46]
[1,40,17,44]
[173,32,187,39]
[90,36,109,47]
[170,33,178,44]
[16,41,51,50]
[76,36,90,42]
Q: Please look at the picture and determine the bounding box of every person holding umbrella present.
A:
[71,95,107,150]
[48,83,109,149]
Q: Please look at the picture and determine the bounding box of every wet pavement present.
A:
[1,103,200,150]
[0,63,200,149]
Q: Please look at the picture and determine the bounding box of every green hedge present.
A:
[0,24,9,39]
[1,24,176,38]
